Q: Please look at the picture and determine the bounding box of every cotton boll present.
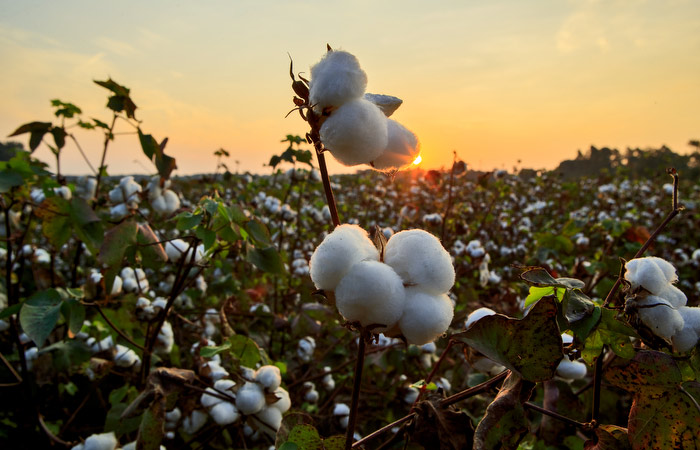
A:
[625,257,678,294]
[309,50,367,111]
[309,224,379,291]
[182,410,208,435]
[656,284,687,308]
[304,388,319,403]
[214,378,236,392]
[271,387,291,413]
[236,382,266,415]
[465,307,496,329]
[371,119,420,171]
[398,288,454,345]
[114,345,140,368]
[556,359,588,380]
[253,406,283,436]
[255,365,282,392]
[335,260,406,330]
[201,387,224,408]
[334,403,350,417]
[470,357,505,375]
[165,239,188,262]
[403,387,419,404]
[54,185,72,200]
[672,306,700,352]
[364,93,403,117]
[319,98,389,166]
[636,295,684,341]
[109,203,130,220]
[81,432,118,450]
[209,401,240,425]
[384,229,455,295]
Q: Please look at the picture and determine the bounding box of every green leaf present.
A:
[584,425,631,450]
[137,397,165,450]
[176,211,203,231]
[70,197,103,254]
[195,227,216,251]
[474,372,532,449]
[8,121,52,151]
[35,196,72,248]
[520,267,558,286]
[19,289,63,347]
[606,350,700,448]
[286,424,322,450]
[0,302,23,319]
[200,340,232,358]
[137,223,168,269]
[561,289,596,323]
[51,127,67,150]
[245,219,271,246]
[247,244,286,275]
[524,286,563,309]
[279,444,300,450]
[51,99,82,118]
[228,335,263,368]
[453,296,562,382]
[61,298,86,335]
[98,220,138,267]
[0,170,24,192]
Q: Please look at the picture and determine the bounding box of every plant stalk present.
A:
[345,333,367,450]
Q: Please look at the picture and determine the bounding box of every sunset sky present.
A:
[1,0,698,176]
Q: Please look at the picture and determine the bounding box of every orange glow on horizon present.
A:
[412,155,422,165]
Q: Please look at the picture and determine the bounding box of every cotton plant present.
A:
[108,176,143,220]
[147,175,181,215]
[307,49,421,172]
[309,224,455,345]
[624,256,700,352]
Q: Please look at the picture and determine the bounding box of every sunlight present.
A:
[412,155,422,165]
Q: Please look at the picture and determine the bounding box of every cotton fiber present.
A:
[636,295,684,341]
[209,401,240,425]
[625,256,678,293]
[309,50,367,111]
[465,307,497,329]
[371,119,420,171]
[398,288,454,345]
[236,382,266,415]
[673,306,700,352]
[319,98,389,166]
[335,260,406,330]
[309,224,379,291]
[384,229,454,295]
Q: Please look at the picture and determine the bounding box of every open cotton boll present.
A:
[309,224,379,291]
[384,229,455,295]
[636,295,684,341]
[625,256,678,294]
[77,431,118,450]
[152,190,181,215]
[271,387,291,413]
[253,406,283,436]
[114,345,140,368]
[672,306,700,352]
[465,307,496,329]
[182,410,208,435]
[371,119,420,171]
[236,382,266,415]
[209,401,240,425]
[398,288,454,345]
[201,387,224,408]
[556,359,588,380]
[309,50,367,111]
[655,284,687,308]
[364,93,403,117]
[319,98,389,166]
[335,260,406,330]
[255,365,282,392]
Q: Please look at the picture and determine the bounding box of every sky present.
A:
[1,0,699,176]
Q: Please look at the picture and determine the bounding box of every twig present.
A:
[345,333,368,450]
[591,346,605,424]
[352,413,416,448]
[94,303,145,351]
[523,402,590,430]
[440,369,509,407]
[679,384,700,415]
[38,413,73,447]
[0,350,22,383]
[413,339,456,406]
[68,133,97,175]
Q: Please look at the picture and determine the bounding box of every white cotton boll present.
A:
[333,403,350,417]
[656,284,687,308]
[81,432,118,450]
[114,345,140,368]
[636,295,684,341]
[201,387,224,408]
[465,307,497,329]
[335,260,406,329]
[319,98,389,166]
[371,119,420,171]
[152,297,167,310]
[403,387,419,404]
[210,401,240,425]
[54,185,72,200]
[399,288,454,345]
[165,239,188,262]
[556,359,588,380]
[471,357,506,375]
[672,306,700,352]
[309,224,379,291]
[297,336,316,362]
[236,382,266,415]
[271,387,291,413]
[321,373,335,391]
[625,257,678,294]
[109,203,129,220]
[255,365,282,392]
[309,50,367,111]
[384,229,455,295]
[182,410,208,435]
[435,377,451,392]
[166,407,182,424]
[205,361,229,381]
[214,378,236,392]
[304,388,319,403]
[561,333,574,345]
[156,321,174,354]
[253,406,283,435]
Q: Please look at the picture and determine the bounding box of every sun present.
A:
[412,155,422,165]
